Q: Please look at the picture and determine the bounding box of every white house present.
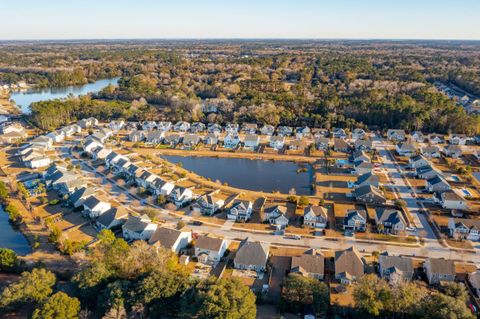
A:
[223,133,241,148]
[227,200,253,221]
[426,175,451,193]
[194,236,227,264]
[122,214,158,241]
[374,208,406,234]
[173,121,190,132]
[303,206,328,229]
[409,155,429,169]
[83,138,103,154]
[438,189,468,211]
[424,258,455,285]
[25,155,51,169]
[448,218,480,242]
[196,193,225,216]
[83,195,112,219]
[264,205,289,227]
[396,142,415,156]
[95,207,129,230]
[387,129,406,141]
[269,135,285,150]
[168,187,194,207]
[244,134,260,149]
[148,227,192,253]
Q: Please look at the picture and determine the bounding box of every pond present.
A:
[162,155,314,195]
[10,77,120,114]
[0,207,32,256]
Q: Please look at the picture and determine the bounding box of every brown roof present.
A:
[335,247,364,278]
[291,254,325,275]
[427,258,455,276]
[195,235,225,251]
[148,227,184,249]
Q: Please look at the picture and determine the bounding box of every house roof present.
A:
[195,236,225,251]
[427,258,455,276]
[379,254,413,273]
[304,205,328,218]
[291,254,325,275]
[83,195,108,209]
[469,271,480,289]
[356,172,379,185]
[264,205,287,215]
[148,227,188,248]
[427,175,449,187]
[96,207,129,228]
[234,240,269,268]
[442,190,465,201]
[355,185,384,199]
[375,208,406,226]
[335,247,364,278]
[123,215,152,233]
[69,187,95,204]
[230,200,251,211]
[244,134,259,143]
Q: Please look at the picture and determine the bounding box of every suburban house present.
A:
[225,123,239,134]
[129,130,144,142]
[315,137,330,151]
[68,187,95,208]
[22,150,51,169]
[332,128,347,138]
[109,120,125,131]
[354,139,373,151]
[411,131,426,142]
[353,161,373,175]
[241,123,258,134]
[207,123,222,134]
[227,200,253,221]
[190,122,206,133]
[269,135,285,150]
[426,175,451,193]
[448,218,480,241]
[288,139,307,151]
[334,138,349,152]
[387,129,406,141]
[421,146,441,158]
[424,258,456,285]
[416,165,442,180]
[142,121,157,131]
[351,128,366,140]
[396,142,415,156]
[83,195,112,218]
[303,205,328,229]
[148,227,192,253]
[233,239,270,272]
[30,136,53,149]
[173,121,190,132]
[163,134,182,146]
[354,172,379,188]
[374,208,406,234]
[409,155,429,169]
[223,133,241,148]
[182,134,201,149]
[334,247,365,284]
[169,187,194,207]
[151,177,175,196]
[203,133,219,145]
[277,126,293,136]
[291,252,325,280]
[468,271,480,297]
[196,193,225,215]
[95,207,129,230]
[352,150,370,163]
[92,147,112,161]
[77,117,98,129]
[194,236,228,264]
[437,189,468,210]
[443,145,462,158]
[145,131,165,144]
[295,126,311,138]
[378,253,414,282]
[83,138,103,154]
[158,121,172,132]
[264,205,289,227]
[244,134,260,149]
[354,185,386,204]
[46,130,65,143]
[260,125,275,136]
[429,134,444,144]
[343,209,367,233]
[449,134,467,145]
[122,215,158,241]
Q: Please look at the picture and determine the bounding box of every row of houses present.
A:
[388,129,472,145]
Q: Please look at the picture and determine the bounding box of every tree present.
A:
[353,274,392,316]
[419,292,474,319]
[0,268,56,308]
[280,273,329,315]
[0,181,9,202]
[185,278,256,319]
[5,203,22,224]
[441,282,469,302]
[287,195,298,204]
[0,248,19,272]
[298,196,310,207]
[156,194,167,206]
[17,182,30,199]
[32,292,81,319]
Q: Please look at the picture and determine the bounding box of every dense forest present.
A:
[2,40,480,134]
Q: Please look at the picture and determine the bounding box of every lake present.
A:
[10,77,120,114]
[0,207,32,256]
[162,155,314,195]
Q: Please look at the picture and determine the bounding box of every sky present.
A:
[1,0,480,40]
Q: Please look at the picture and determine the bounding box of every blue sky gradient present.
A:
[1,0,479,40]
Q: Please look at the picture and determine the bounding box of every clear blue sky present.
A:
[1,0,479,40]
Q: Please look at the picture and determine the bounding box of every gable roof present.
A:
[291,254,325,275]
[234,240,269,268]
[304,205,328,219]
[195,236,225,251]
[148,227,188,249]
[123,215,152,233]
[375,208,406,225]
[427,258,455,276]
[379,254,413,273]
[335,247,364,278]
[96,207,129,228]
